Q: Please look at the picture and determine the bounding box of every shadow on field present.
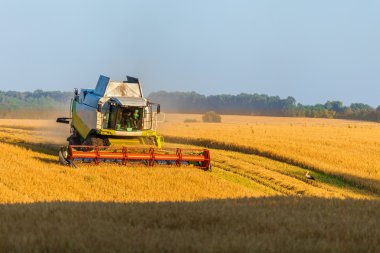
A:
[2,139,61,156]
[33,156,58,164]
[0,197,379,253]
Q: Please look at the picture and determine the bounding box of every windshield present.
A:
[115,107,143,131]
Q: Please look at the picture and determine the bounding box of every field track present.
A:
[167,137,377,198]
[161,114,380,194]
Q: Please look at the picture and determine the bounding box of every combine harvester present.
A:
[57,75,211,171]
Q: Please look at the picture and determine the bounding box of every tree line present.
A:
[149,91,380,122]
[0,90,72,110]
[0,89,379,122]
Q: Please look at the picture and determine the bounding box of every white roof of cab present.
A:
[94,75,142,98]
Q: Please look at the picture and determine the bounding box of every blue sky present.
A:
[0,0,379,105]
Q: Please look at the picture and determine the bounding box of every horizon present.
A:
[1,87,378,108]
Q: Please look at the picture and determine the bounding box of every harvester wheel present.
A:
[68,135,81,145]
[58,148,69,165]
[83,135,105,146]
[206,163,212,172]
[143,137,155,146]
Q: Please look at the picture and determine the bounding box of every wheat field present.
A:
[0,122,268,203]
[161,114,380,194]
[0,116,380,252]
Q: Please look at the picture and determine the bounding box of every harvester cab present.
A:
[57,75,211,171]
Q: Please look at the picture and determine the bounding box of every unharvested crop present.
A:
[161,114,380,193]
[0,119,374,201]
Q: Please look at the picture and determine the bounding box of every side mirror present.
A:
[74,88,79,102]
[97,103,102,112]
[56,117,71,124]
[157,104,161,114]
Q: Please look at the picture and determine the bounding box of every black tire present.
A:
[58,149,69,165]
[68,135,81,145]
[83,135,104,146]
[144,137,156,146]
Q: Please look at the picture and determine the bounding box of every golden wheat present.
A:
[160,114,380,193]
[0,122,271,203]
[0,117,379,252]
[1,118,373,200]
